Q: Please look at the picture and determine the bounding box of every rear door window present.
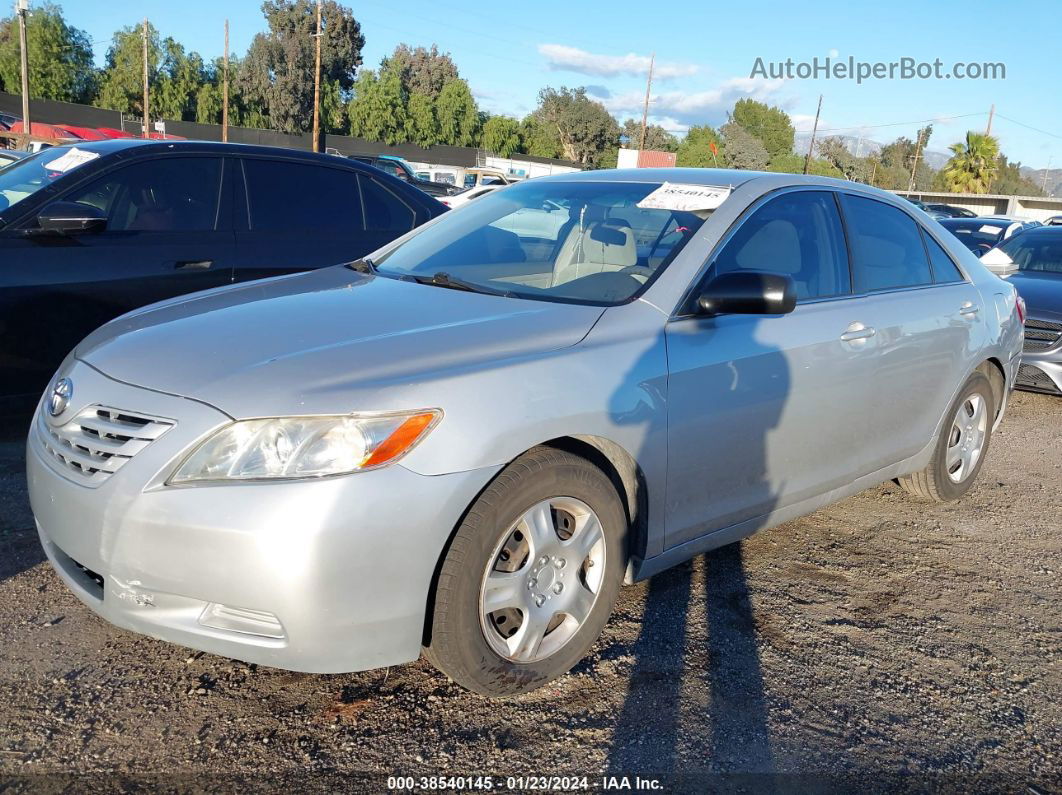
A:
[841,195,934,292]
[243,159,363,232]
[358,176,416,232]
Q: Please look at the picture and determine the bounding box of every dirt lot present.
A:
[0,391,1059,792]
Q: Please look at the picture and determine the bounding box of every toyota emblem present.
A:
[48,377,73,417]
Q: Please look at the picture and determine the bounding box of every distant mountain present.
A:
[1020,166,1062,197]
[792,132,949,169]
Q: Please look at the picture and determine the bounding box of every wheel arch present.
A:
[978,357,1006,421]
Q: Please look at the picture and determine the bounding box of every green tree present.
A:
[155,39,208,121]
[721,120,768,170]
[407,92,438,146]
[941,131,1000,193]
[237,0,364,133]
[992,154,1043,196]
[676,125,723,167]
[0,3,95,102]
[435,78,479,146]
[380,43,457,100]
[531,86,618,167]
[519,114,561,158]
[619,118,677,152]
[95,22,162,115]
[347,68,409,143]
[481,115,521,157]
[731,98,794,158]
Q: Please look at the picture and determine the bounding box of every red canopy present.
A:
[55,125,108,141]
[7,121,83,140]
[96,127,136,139]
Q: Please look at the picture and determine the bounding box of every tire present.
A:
[424,446,627,697]
[897,371,995,502]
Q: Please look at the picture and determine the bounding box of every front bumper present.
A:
[1015,324,1062,395]
[28,360,499,673]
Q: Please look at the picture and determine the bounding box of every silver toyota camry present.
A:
[28,169,1023,696]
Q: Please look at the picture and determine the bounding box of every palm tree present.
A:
[941,132,1000,193]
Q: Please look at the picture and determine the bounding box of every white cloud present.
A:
[537,44,698,79]
[602,77,786,127]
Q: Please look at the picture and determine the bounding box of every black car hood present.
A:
[1008,271,1062,322]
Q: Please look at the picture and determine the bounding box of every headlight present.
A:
[169,410,441,484]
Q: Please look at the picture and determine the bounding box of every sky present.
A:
[58,0,1062,170]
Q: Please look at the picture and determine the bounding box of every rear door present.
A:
[234,158,417,280]
[0,154,232,402]
[838,193,982,464]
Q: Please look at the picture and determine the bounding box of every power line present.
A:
[995,113,1062,141]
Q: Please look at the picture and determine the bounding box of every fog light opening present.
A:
[198,603,285,639]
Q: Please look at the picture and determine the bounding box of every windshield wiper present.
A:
[411,271,512,297]
[346,257,376,274]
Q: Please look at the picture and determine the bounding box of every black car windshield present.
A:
[995,231,1062,274]
[940,219,1007,249]
[0,146,99,216]
[373,180,709,306]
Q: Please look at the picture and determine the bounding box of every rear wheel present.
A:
[897,371,994,502]
[424,447,627,696]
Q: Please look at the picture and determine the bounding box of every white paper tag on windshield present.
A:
[979,224,1002,235]
[637,182,732,212]
[44,148,99,173]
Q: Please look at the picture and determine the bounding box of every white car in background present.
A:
[440,183,505,210]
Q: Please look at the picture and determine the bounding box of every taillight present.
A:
[1016,295,1026,324]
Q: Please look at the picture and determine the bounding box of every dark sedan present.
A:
[926,203,976,218]
[0,140,446,410]
[982,226,1062,394]
[938,216,1034,256]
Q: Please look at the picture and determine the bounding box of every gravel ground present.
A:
[0,391,1059,792]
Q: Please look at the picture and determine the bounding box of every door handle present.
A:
[174,260,213,270]
[840,321,876,342]
[959,301,980,316]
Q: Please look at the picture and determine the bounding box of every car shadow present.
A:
[0,413,43,584]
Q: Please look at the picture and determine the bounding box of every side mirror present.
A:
[37,202,107,235]
[697,271,797,317]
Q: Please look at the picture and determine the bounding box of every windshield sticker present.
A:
[43,148,99,174]
[637,182,732,212]
[979,224,1002,235]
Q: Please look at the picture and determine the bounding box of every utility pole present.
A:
[16,0,30,148]
[803,94,822,175]
[222,19,229,142]
[639,53,655,152]
[1043,156,1053,194]
[985,103,995,136]
[907,127,924,193]
[141,18,150,139]
[311,0,322,153]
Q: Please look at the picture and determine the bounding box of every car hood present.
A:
[76,266,604,417]
[1008,271,1062,322]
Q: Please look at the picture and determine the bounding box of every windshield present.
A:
[941,219,1006,249]
[374,180,708,305]
[995,233,1062,274]
[0,146,99,216]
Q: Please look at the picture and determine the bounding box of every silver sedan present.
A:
[28,168,1023,696]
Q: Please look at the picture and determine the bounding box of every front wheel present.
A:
[897,371,995,502]
[424,447,627,696]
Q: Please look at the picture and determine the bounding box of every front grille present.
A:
[1023,318,1062,353]
[36,405,174,486]
[1016,364,1060,394]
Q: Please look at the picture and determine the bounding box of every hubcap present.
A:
[479,497,606,663]
[946,393,988,484]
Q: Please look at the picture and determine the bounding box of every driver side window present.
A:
[63,157,222,232]
[712,190,851,301]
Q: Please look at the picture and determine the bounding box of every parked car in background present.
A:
[0,139,445,411]
[927,203,976,218]
[0,149,27,169]
[348,153,459,197]
[904,197,948,220]
[980,226,1062,394]
[0,112,21,131]
[939,216,1038,256]
[439,183,505,209]
[461,168,515,190]
[27,169,1021,696]
[1044,215,1062,226]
